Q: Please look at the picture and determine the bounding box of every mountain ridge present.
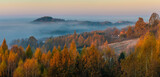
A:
[32,16,134,26]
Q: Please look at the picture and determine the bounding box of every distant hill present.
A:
[32,16,134,26]
[33,16,65,22]
[78,21,113,26]
[114,21,134,25]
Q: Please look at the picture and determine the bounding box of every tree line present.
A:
[0,39,123,77]
[1,13,160,77]
[2,27,160,77]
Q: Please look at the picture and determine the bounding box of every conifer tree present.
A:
[1,39,8,52]
[34,48,42,62]
[26,45,32,59]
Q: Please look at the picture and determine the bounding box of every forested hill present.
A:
[11,13,160,53]
[33,16,65,22]
[1,13,160,77]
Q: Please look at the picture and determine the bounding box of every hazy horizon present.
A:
[0,15,150,23]
[0,16,137,44]
[0,0,158,45]
[1,0,160,16]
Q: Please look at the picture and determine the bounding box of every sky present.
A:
[0,0,160,17]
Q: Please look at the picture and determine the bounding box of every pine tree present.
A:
[118,52,125,63]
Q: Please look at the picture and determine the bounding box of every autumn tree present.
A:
[8,51,18,77]
[41,50,52,68]
[148,26,160,77]
[149,13,160,27]
[26,45,33,59]
[0,47,4,56]
[69,40,79,61]
[69,40,80,76]
[1,39,8,52]
[113,28,120,36]
[13,59,24,77]
[0,54,2,64]
[4,50,9,63]
[121,53,137,77]
[119,29,126,38]
[49,47,61,76]
[0,60,7,77]
[78,35,84,47]
[121,32,157,77]
[23,58,40,77]
[46,50,52,66]
[41,53,47,67]
[34,48,42,62]
[52,46,57,55]
[60,45,72,76]
[11,45,25,60]
[57,45,61,52]
[126,26,134,38]
[80,44,105,77]
[102,42,118,77]
[134,17,147,37]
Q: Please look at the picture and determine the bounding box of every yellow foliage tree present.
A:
[1,39,8,52]
[121,32,157,77]
[49,49,61,76]
[23,58,40,77]
[34,48,42,62]
[13,59,24,77]
[8,51,18,77]
[0,60,7,77]
[81,44,105,77]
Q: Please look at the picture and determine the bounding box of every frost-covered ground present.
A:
[101,39,139,55]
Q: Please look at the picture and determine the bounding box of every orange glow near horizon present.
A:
[0,0,160,16]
